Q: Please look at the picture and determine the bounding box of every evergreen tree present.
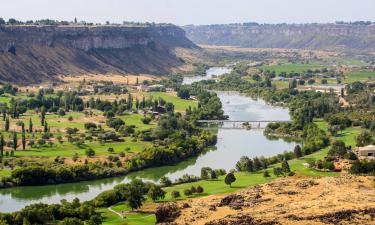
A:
[0,134,3,157]
[4,117,9,132]
[224,172,236,187]
[41,107,46,126]
[22,131,26,150]
[12,132,17,151]
[29,118,33,133]
[44,121,48,133]
[281,160,291,174]
[294,145,302,158]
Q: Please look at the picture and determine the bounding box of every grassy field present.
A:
[119,114,156,131]
[147,92,198,112]
[345,70,375,83]
[261,62,325,75]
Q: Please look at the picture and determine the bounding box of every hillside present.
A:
[0,25,197,84]
[184,23,375,52]
[165,175,375,225]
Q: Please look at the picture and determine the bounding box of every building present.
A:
[354,145,375,160]
[297,84,346,96]
[136,84,149,92]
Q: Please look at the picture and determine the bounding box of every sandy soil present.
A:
[172,175,375,225]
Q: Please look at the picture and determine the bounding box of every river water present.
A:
[0,67,298,213]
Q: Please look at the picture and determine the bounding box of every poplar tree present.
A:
[22,131,26,150]
[12,132,17,151]
[29,118,33,133]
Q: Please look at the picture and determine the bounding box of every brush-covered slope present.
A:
[0,25,197,84]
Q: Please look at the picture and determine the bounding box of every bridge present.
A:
[197,120,289,123]
[197,120,289,129]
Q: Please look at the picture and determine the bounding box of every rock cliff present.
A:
[0,25,197,84]
[184,23,375,52]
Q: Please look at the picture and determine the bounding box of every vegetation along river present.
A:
[0,67,299,212]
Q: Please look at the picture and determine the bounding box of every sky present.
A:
[0,0,374,25]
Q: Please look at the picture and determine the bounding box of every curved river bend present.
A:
[0,68,298,212]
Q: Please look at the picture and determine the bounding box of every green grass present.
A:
[13,137,151,157]
[148,92,198,112]
[99,204,156,225]
[345,70,375,83]
[272,80,290,89]
[119,114,156,131]
[261,62,324,75]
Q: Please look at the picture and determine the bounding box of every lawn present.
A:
[344,70,375,83]
[99,205,156,225]
[119,114,156,131]
[13,137,151,157]
[147,92,198,112]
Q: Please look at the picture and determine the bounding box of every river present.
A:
[0,67,298,212]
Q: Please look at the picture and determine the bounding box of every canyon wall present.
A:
[184,23,375,52]
[0,25,197,83]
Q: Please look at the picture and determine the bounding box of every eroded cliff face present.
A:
[0,25,197,84]
[184,24,375,52]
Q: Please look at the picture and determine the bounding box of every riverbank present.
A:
[100,118,365,224]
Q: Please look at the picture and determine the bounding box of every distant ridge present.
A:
[183,23,375,52]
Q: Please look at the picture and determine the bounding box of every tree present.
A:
[12,132,17,151]
[196,186,204,193]
[171,190,180,199]
[224,173,236,187]
[58,218,84,225]
[200,167,212,180]
[4,117,9,132]
[44,121,48,133]
[294,145,302,158]
[0,18,5,25]
[210,170,217,180]
[273,167,283,176]
[184,189,192,196]
[41,107,46,126]
[0,135,3,157]
[356,130,373,147]
[147,185,166,202]
[328,141,347,157]
[123,180,147,210]
[85,148,95,157]
[263,170,270,177]
[281,160,291,174]
[289,79,297,89]
[160,176,172,187]
[28,118,33,133]
[22,131,26,150]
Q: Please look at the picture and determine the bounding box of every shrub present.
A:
[196,186,204,193]
[85,148,95,157]
[184,189,192,196]
[171,190,180,199]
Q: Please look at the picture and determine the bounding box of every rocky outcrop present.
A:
[0,25,197,84]
[184,23,375,52]
[155,202,181,224]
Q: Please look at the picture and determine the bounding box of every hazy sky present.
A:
[1,0,374,25]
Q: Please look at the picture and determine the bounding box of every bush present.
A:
[141,117,152,124]
[184,189,192,196]
[171,190,180,199]
[196,186,204,193]
[85,148,95,157]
